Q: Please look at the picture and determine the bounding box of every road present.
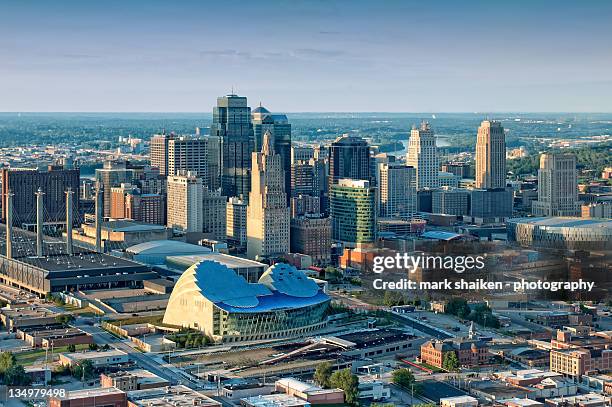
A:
[73,317,202,389]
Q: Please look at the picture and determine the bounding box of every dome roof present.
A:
[258,263,319,298]
[252,105,271,114]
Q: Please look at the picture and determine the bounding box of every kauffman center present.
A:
[163,261,330,343]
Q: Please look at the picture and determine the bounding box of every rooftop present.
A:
[508,216,612,229]
[127,385,220,407]
[127,240,212,256]
[168,261,329,313]
[53,386,125,400]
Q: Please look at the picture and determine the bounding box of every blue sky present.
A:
[1,1,611,112]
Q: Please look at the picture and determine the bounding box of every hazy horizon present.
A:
[2,1,612,112]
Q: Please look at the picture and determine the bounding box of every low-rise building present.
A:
[59,349,130,368]
[127,385,220,406]
[49,387,127,407]
[101,369,170,391]
[241,394,309,407]
[440,395,479,407]
[550,348,612,378]
[275,378,344,405]
[420,338,489,369]
[544,393,609,407]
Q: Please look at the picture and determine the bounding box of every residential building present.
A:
[166,172,203,233]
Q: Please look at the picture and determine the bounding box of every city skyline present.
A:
[2,1,612,112]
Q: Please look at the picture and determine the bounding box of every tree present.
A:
[314,362,333,388]
[391,368,415,388]
[442,351,459,372]
[67,344,76,352]
[56,314,75,326]
[330,368,359,406]
[0,352,16,375]
[88,343,99,351]
[4,364,31,386]
[72,359,95,381]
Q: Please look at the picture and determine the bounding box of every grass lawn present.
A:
[15,344,90,366]
[60,304,101,317]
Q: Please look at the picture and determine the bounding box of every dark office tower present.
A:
[1,165,80,226]
[328,134,372,188]
[150,132,174,176]
[252,105,292,203]
[95,161,134,217]
[210,94,254,198]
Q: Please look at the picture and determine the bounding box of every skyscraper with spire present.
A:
[246,131,290,260]
[251,104,292,203]
[475,120,506,189]
[406,121,439,190]
[210,94,255,198]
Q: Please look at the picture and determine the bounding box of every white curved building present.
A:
[163,261,330,343]
[507,217,612,251]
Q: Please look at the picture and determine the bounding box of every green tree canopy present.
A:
[442,351,459,372]
[330,368,359,406]
[314,362,333,388]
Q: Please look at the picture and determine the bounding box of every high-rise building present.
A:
[95,161,134,217]
[246,132,290,260]
[150,133,174,176]
[328,135,372,188]
[475,120,507,189]
[167,136,208,181]
[291,146,315,164]
[110,183,137,219]
[202,189,227,241]
[290,215,332,265]
[290,194,321,218]
[166,172,203,233]
[291,160,315,197]
[441,162,471,179]
[532,153,580,217]
[378,163,416,220]
[204,135,222,192]
[1,165,80,226]
[226,196,248,251]
[329,179,376,246]
[432,187,470,216]
[252,105,292,201]
[406,121,439,190]
[210,94,254,198]
[470,188,513,222]
[125,192,165,225]
[438,171,460,188]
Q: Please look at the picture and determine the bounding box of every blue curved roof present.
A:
[182,261,329,313]
[216,290,329,313]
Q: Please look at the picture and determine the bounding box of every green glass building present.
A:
[330,179,377,246]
